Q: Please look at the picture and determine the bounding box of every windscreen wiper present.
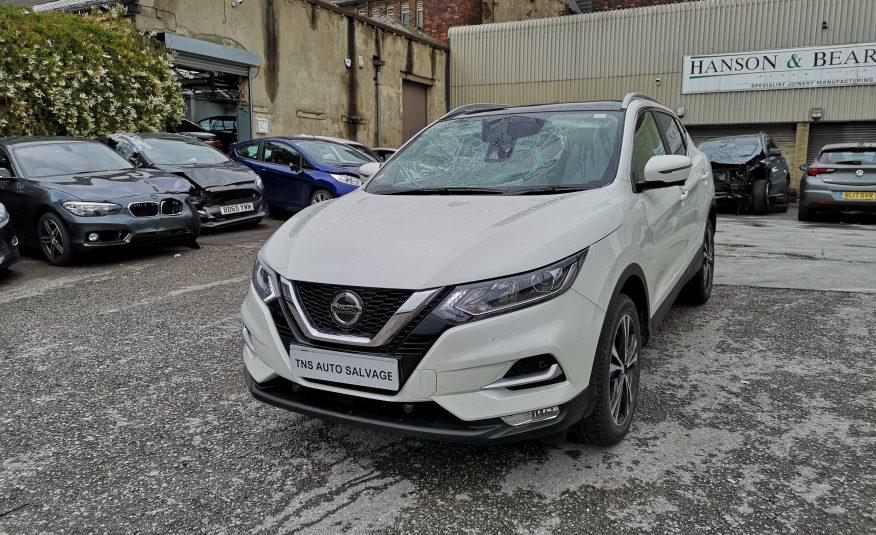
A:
[509,185,589,195]
[384,187,506,195]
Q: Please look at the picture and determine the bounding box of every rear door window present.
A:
[263,141,300,166]
[236,142,260,160]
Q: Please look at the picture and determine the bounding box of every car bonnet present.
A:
[261,186,624,290]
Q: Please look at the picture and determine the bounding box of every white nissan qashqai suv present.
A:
[242,94,715,445]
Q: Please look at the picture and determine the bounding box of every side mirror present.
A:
[641,155,692,189]
[289,158,302,173]
[0,168,13,179]
[799,164,810,172]
[359,162,382,180]
[769,148,782,157]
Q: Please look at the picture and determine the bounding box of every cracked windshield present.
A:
[367,111,621,193]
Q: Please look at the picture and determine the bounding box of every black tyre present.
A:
[37,212,74,266]
[680,220,715,305]
[770,181,790,213]
[797,202,814,221]
[568,294,641,446]
[310,190,333,205]
[751,179,770,214]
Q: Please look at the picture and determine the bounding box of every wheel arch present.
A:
[609,264,651,346]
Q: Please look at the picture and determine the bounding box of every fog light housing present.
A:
[10,236,18,247]
[500,406,560,427]
[87,232,100,242]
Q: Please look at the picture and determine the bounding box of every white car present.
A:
[242,94,715,445]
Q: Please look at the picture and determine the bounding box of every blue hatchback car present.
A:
[229,137,376,211]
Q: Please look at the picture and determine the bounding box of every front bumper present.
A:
[58,195,201,250]
[0,224,20,269]
[194,187,267,229]
[246,370,595,444]
[241,283,605,443]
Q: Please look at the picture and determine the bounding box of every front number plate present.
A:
[219,202,255,215]
[839,191,876,200]
[289,346,400,391]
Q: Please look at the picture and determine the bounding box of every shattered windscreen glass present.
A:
[365,111,622,194]
[698,137,762,164]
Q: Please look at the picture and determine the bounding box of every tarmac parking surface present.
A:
[0,209,873,534]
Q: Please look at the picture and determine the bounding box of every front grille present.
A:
[294,281,413,338]
[160,199,183,215]
[209,189,260,207]
[266,287,454,393]
[129,201,158,217]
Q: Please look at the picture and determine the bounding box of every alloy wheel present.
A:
[311,191,332,204]
[703,226,714,292]
[608,314,638,426]
[39,218,65,262]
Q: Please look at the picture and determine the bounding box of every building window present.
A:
[416,0,423,27]
[372,5,382,17]
[400,2,410,25]
[386,2,395,18]
[358,7,366,16]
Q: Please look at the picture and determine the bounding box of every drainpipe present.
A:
[247,67,255,139]
[374,30,384,147]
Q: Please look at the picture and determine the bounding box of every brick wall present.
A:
[590,0,700,10]
[422,0,482,42]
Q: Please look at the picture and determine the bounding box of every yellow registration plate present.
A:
[840,191,876,200]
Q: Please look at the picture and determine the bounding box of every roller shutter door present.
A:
[807,122,876,163]
[687,124,797,161]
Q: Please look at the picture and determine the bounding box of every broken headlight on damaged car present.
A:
[252,256,279,302]
[435,250,587,324]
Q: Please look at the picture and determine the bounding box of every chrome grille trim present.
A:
[128,201,159,217]
[279,277,442,347]
[160,198,184,215]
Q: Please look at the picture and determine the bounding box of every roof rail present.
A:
[621,93,661,109]
[439,103,509,121]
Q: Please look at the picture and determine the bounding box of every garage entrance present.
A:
[402,81,428,142]
[806,122,876,163]
[160,33,260,145]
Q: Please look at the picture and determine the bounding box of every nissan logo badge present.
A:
[330,291,364,328]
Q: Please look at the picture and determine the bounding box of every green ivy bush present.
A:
[0,5,183,137]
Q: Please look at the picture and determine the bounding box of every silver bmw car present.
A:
[799,143,876,221]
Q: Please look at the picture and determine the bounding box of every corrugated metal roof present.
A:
[449,0,876,125]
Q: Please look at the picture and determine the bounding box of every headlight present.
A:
[434,250,587,324]
[62,201,122,217]
[330,173,362,186]
[252,256,279,302]
[0,203,8,227]
[254,176,264,190]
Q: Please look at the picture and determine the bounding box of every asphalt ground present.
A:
[0,208,874,534]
